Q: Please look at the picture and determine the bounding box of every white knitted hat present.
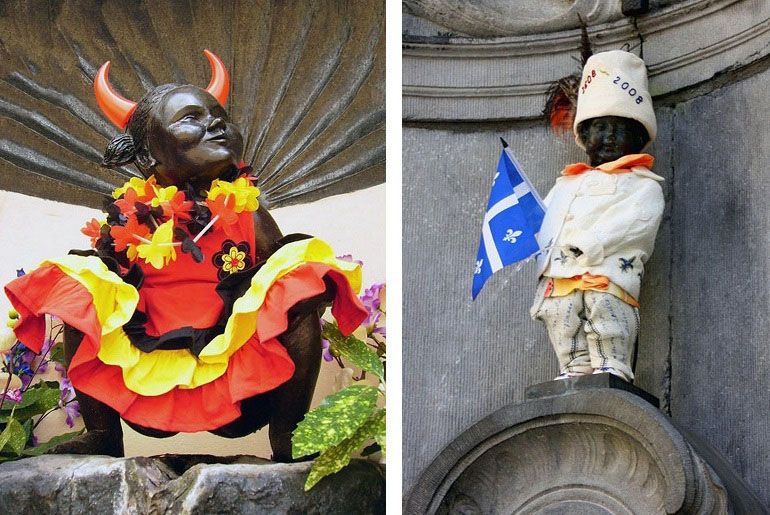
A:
[573,50,656,149]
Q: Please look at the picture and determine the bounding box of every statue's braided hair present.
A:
[102,83,182,174]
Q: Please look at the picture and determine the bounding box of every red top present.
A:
[139,211,256,335]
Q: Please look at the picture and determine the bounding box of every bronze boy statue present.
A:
[5,51,367,461]
[532,50,664,382]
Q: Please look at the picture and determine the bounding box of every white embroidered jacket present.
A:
[535,164,665,301]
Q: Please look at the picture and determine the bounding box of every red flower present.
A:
[114,187,141,216]
[165,191,194,222]
[81,218,103,247]
[206,195,238,237]
[110,215,150,252]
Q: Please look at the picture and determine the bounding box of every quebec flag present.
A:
[472,144,546,299]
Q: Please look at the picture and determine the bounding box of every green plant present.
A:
[0,271,84,462]
[292,282,385,490]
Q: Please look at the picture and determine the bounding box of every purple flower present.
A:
[59,376,74,400]
[336,254,363,266]
[21,349,36,366]
[360,283,384,331]
[31,434,38,447]
[40,339,54,357]
[1,388,22,403]
[60,400,80,428]
[319,319,334,362]
[372,326,386,340]
[321,338,334,362]
[16,269,25,277]
[59,376,80,428]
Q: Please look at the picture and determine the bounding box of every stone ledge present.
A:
[403,0,770,121]
[0,454,385,515]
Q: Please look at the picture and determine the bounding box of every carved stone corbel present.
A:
[406,376,766,514]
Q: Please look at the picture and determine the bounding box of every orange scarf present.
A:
[561,153,654,176]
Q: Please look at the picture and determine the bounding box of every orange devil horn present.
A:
[94,61,138,129]
[204,49,229,106]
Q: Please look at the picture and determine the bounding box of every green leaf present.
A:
[304,409,385,490]
[1,382,60,411]
[0,406,44,424]
[0,418,27,454]
[22,418,32,444]
[373,408,386,457]
[322,323,384,381]
[0,419,15,452]
[0,417,26,453]
[48,343,66,365]
[20,429,84,456]
[0,384,60,423]
[292,384,378,458]
[35,386,61,411]
[0,387,40,411]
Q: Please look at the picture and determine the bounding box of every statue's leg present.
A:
[48,325,125,457]
[208,393,271,438]
[583,291,638,382]
[267,309,324,462]
[532,284,592,378]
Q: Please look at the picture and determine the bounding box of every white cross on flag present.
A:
[472,142,545,299]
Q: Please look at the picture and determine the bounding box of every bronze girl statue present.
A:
[5,51,367,461]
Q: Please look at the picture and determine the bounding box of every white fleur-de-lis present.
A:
[502,229,523,243]
[474,259,483,275]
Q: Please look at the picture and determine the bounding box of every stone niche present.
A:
[402,0,770,507]
[0,455,384,515]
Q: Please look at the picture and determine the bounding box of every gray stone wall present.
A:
[668,68,770,501]
[403,63,770,508]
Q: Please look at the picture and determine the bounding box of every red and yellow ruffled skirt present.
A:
[5,238,367,432]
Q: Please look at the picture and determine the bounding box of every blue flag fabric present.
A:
[472,147,546,299]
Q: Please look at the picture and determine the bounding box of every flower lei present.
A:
[82,172,261,270]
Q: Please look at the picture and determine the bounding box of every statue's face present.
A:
[146,86,243,187]
[581,116,646,166]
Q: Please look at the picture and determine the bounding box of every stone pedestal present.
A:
[0,454,384,515]
[405,379,766,514]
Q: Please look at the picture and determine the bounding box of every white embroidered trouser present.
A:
[531,280,639,381]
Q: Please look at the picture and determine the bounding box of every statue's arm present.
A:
[253,202,284,262]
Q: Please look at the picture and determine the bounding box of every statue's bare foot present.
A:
[47,430,124,458]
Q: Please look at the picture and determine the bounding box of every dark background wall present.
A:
[403,0,770,506]
[0,0,384,209]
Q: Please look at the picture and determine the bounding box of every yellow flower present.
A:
[150,185,179,208]
[112,177,149,199]
[0,327,16,352]
[126,244,138,261]
[136,220,176,269]
[207,177,260,213]
[222,246,247,274]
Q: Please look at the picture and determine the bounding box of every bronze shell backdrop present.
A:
[0,0,384,209]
